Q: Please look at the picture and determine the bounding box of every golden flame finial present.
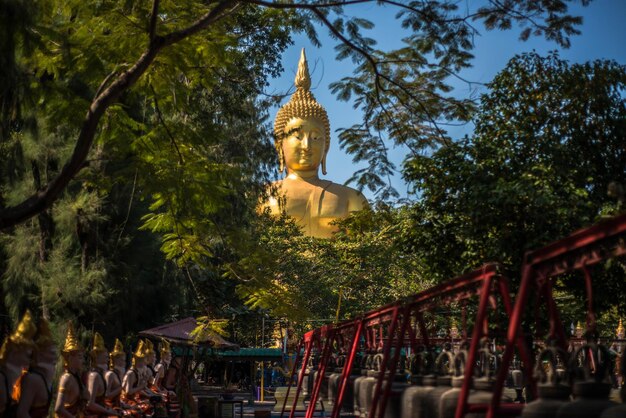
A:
[617,319,624,338]
[295,48,311,91]
[63,322,83,354]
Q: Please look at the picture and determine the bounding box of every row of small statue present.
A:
[0,310,181,418]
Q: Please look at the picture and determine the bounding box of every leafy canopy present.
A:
[403,52,626,330]
[0,0,590,227]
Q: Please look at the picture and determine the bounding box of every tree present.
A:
[402,52,626,330]
[0,0,593,333]
[0,0,293,333]
[0,0,589,228]
[231,205,430,323]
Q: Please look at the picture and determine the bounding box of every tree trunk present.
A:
[32,160,54,316]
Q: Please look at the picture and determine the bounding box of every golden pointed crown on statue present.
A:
[144,339,155,356]
[0,310,37,364]
[160,338,171,356]
[274,48,331,174]
[111,338,125,358]
[12,310,37,346]
[133,340,147,359]
[617,319,625,338]
[62,321,83,354]
[91,332,107,354]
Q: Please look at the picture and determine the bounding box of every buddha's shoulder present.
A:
[322,181,369,208]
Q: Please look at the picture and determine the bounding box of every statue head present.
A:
[90,332,109,368]
[0,310,36,375]
[110,338,126,370]
[160,338,172,364]
[274,49,331,175]
[61,321,84,372]
[131,339,147,368]
[33,318,57,378]
[144,338,156,365]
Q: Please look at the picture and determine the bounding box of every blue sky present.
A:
[267,0,626,200]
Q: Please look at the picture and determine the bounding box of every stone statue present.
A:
[152,340,171,390]
[121,341,151,416]
[263,49,368,238]
[54,322,88,418]
[105,338,136,416]
[85,332,119,417]
[15,317,57,418]
[0,310,37,418]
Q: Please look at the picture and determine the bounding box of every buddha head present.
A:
[160,338,172,364]
[274,49,331,176]
[90,332,109,369]
[144,338,156,366]
[110,338,126,371]
[0,310,37,377]
[61,321,84,372]
[131,340,146,368]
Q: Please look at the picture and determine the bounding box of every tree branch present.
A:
[0,0,239,230]
[310,7,448,143]
[149,0,160,42]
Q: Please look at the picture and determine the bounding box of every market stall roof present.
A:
[139,317,239,350]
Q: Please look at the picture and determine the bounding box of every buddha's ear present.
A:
[321,152,328,176]
[278,147,285,173]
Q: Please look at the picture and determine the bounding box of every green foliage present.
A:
[402,52,626,328]
[231,206,431,324]
[0,0,595,340]
[321,0,587,200]
[0,0,294,337]
[193,316,231,339]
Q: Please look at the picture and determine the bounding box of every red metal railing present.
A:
[281,213,626,418]
[490,212,626,418]
[283,263,527,418]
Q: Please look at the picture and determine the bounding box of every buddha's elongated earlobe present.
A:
[278,147,285,173]
[321,153,327,175]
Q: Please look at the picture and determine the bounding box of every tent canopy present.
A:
[139,317,239,350]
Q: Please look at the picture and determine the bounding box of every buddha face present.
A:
[134,356,145,368]
[94,349,109,368]
[282,117,326,173]
[66,350,84,372]
[112,354,126,369]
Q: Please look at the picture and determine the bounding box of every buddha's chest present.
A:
[281,184,348,218]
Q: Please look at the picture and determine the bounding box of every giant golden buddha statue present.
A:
[263,49,368,238]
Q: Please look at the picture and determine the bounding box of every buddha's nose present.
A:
[301,134,310,150]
